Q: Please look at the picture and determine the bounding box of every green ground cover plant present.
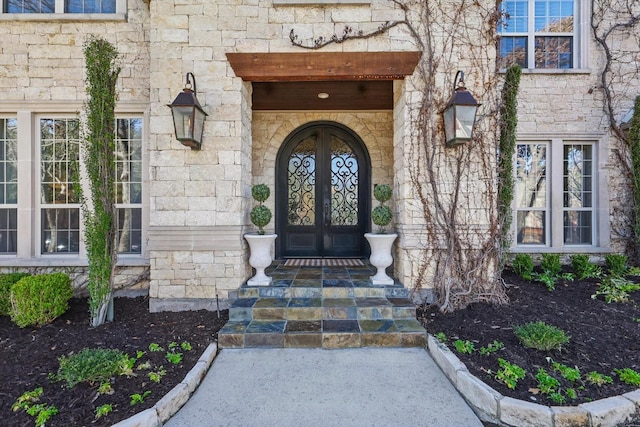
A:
[615,368,640,386]
[513,321,570,351]
[495,358,525,390]
[453,339,475,354]
[54,348,134,388]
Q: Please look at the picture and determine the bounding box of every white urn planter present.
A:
[244,233,277,286]
[365,232,398,285]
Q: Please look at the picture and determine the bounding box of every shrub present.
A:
[9,273,73,328]
[605,254,628,276]
[250,184,272,235]
[54,348,134,388]
[372,184,393,233]
[512,254,534,280]
[570,254,602,280]
[513,321,570,351]
[540,253,562,276]
[0,273,31,316]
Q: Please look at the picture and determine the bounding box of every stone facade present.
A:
[0,0,638,310]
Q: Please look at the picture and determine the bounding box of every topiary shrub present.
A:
[250,184,272,235]
[0,273,31,316]
[9,273,74,328]
[372,184,393,233]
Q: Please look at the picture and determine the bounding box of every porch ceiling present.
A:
[226,51,422,111]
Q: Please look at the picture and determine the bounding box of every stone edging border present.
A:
[111,342,218,427]
[426,334,640,427]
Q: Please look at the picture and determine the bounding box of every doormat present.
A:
[283,258,365,267]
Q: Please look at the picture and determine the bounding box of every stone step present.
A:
[236,284,409,299]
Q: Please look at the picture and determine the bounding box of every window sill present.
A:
[511,246,612,254]
[499,68,592,75]
[0,13,126,22]
[0,255,149,267]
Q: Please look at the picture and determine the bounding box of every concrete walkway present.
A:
[164,347,483,427]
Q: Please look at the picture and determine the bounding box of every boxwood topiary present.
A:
[250,184,272,235]
[10,273,74,328]
[0,273,31,316]
[372,184,393,233]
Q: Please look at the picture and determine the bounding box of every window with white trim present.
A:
[0,118,18,254]
[37,116,143,256]
[3,0,118,13]
[515,139,600,249]
[498,0,581,69]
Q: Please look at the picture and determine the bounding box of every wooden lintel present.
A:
[226,51,422,82]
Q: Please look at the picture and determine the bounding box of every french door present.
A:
[276,123,370,258]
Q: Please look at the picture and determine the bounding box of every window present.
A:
[4,0,118,13]
[498,0,578,69]
[515,139,600,249]
[0,118,17,254]
[37,117,143,256]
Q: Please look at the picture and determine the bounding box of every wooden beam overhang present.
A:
[226,51,422,82]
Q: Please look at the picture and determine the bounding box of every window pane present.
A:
[41,208,80,253]
[40,118,80,205]
[535,36,573,68]
[115,118,143,204]
[6,0,54,12]
[499,37,528,69]
[564,144,593,208]
[515,144,547,208]
[564,211,592,244]
[500,0,529,32]
[534,0,574,32]
[0,209,18,253]
[65,0,116,12]
[517,211,546,244]
[116,208,142,254]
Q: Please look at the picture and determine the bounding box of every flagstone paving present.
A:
[218,262,427,349]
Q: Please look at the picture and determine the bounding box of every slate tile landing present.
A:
[218,262,427,349]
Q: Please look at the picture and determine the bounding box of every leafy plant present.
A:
[181,341,193,351]
[12,387,43,412]
[149,343,164,352]
[585,371,613,386]
[513,321,570,351]
[9,273,73,327]
[592,275,640,303]
[166,351,183,365]
[250,184,272,235]
[615,368,640,386]
[565,388,578,400]
[548,392,566,404]
[495,358,525,390]
[512,254,534,280]
[453,339,475,354]
[80,36,121,328]
[480,340,504,356]
[12,388,57,427]
[54,348,133,388]
[371,184,393,233]
[434,332,448,343]
[130,390,151,406]
[136,350,146,359]
[536,368,560,394]
[27,404,58,427]
[570,254,602,279]
[97,381,113,395]
[551,361,581,382]
[533,253,574,291]
[605,253,628,276]
[0,273,30,316]
[148,366,167,383]
[95,403,113,420]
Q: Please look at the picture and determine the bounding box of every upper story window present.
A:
[498,0,580,69]
[0,118,17,254]
[4,0,118,14]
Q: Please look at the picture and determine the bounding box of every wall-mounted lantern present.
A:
[167,72,208,150]
[443,70,481,147]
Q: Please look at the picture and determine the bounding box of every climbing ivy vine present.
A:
[81,36,121,327]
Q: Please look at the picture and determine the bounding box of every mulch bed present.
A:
[0,296,228,427]
[419,270,640,406]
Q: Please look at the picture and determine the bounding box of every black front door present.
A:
[276,122,370,258]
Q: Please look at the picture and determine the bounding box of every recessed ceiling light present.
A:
[317,92,330,99]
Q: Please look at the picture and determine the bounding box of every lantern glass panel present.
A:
[454,105,478,140]
[172,106,195,141]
